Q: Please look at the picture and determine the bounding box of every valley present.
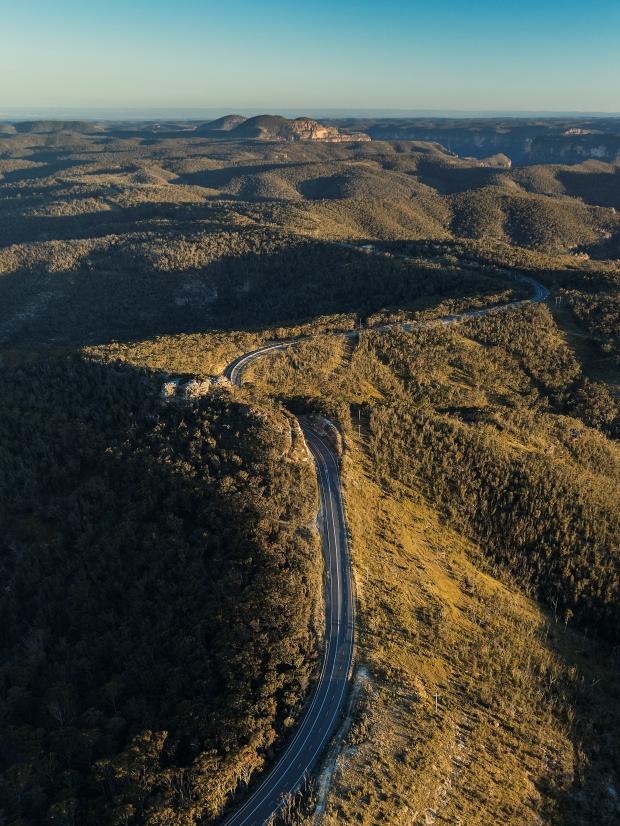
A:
[0,116,618,826]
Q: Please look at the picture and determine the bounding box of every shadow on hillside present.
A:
[557,166,620,209]
[576,230,620,261]
[297,174,350,200]
[0,157,94,185]
[0,201,246,246]
[536,627,620,824]
[414,159,509,194]
[176,160,311,189]
[0,351,316,823]
[0,240,532,348]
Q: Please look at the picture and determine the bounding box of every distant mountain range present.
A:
[3,114,620,164]
[327,117,620,164]
[1,113,371,144]
[2,107,619,121]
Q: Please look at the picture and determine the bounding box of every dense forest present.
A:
[246,304,620,640]
[0,355,320,825]
[0,229,524,347]
[242,297,620,824]
[1,122,619,824]
[365,308,620,637]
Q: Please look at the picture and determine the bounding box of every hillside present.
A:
[0,125,616,267]
[200,114,248,132]
[328,117,620,164]
[241,296,620,825]
[0,120,619,825]
[12,119,105,134]
[0,354,321,825]
[216,114,370,142]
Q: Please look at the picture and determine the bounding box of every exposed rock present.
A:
[563,127,599,136]
[478,153,512,168]
[211,114,370,143]
[181,378,212,399]
[161,376,214,401]
[272,116,369,143]
[343,119,620,164]
[161,379,180,399]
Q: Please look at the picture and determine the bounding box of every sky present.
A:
[1,0,619,115]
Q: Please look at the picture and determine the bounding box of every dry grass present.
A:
[324,443,589,825]
[244,315,620,825]
[84,330,265,377]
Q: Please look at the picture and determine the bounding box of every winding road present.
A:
[222,253,549,825]
[223,359,355,826]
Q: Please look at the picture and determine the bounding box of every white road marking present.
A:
[223,257,546,824]
[225,430,347,826]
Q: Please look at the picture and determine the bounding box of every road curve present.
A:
[223,361,355,826]
[222,258,549,824]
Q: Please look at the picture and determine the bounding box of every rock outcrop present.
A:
[202,114,370,143]
[264,116,369,143]
[339,119,620,164]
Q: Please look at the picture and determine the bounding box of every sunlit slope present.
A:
[1,129,618,255]
[242,303,620,825]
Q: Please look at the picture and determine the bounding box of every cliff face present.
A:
[329,119,620,164]
[278,117,370,143]
[217,114,370,143]
[523,135,620,164]
[373,129,619,164]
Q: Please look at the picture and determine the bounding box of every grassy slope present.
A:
[1,128,619,824]
[83,330,267,377]
[241,310,620,825]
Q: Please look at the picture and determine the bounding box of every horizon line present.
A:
[2,106,620,123]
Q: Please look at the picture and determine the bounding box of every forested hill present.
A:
[0,355,320,825]
[1,125,619,349]
[0,121,619,825]
[242,295,620,824]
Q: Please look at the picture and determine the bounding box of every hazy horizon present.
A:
[3,0,620,113]
[2,107,620,123]
[1,4,620,822]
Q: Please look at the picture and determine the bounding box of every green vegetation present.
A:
[245,300,620,824]
[0,124,618,349]
[0,355,320,825]
[1,121,619,825]
[562,287,620,365]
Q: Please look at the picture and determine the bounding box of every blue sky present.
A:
[1,0,619,113]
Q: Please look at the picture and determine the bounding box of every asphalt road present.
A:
[223,359,354,826]
[225,342,296,387]
[221,256,549,824]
